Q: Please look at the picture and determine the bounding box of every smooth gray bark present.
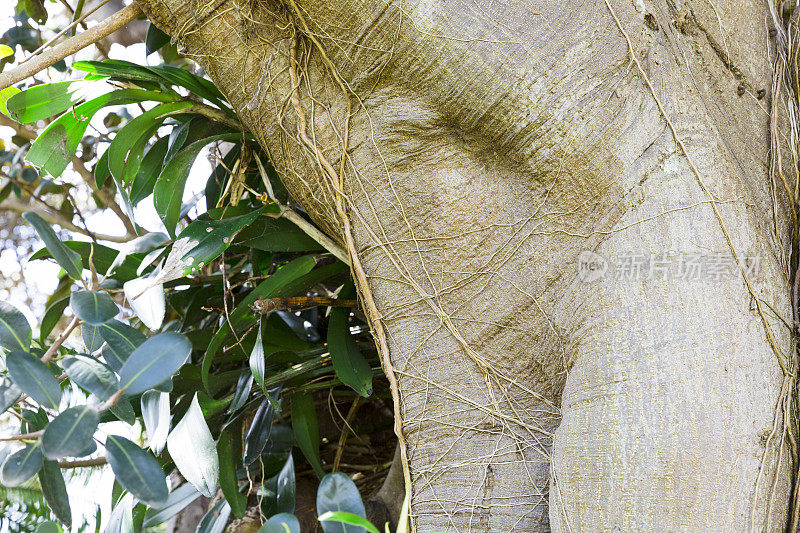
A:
[139,0,795,530]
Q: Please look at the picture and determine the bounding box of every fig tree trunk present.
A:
[138,0,797,530]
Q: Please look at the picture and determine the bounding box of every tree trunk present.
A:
[138,0,796,530]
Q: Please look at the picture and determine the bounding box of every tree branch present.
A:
[59,456,107,468]
[0,2,142,91]
[1,197,134,243]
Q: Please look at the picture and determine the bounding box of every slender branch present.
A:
[0,2,142,91]
[1,197,134,243]
[188,101,243,130]
[42,316,80,364]
[0,113,36,139]
[59,456,107,468]
[0,430,44,442]
[97,389,124,412]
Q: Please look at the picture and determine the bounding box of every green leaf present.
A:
[177,208,264,277]
[317,473,367,533]
[146,65,227,106]
[228,370,253,413]
[22,0,48,24]
[235,217,324,252]
[26,89,178,178]
[0,444,43,486]
[291,392,324,478]
[0,377,22,414]
[6,81,106,123]
[33,521,60,533]
[141,390,170,454]
[130,136,168,205]
[142,482,201,527]
[72,60,168,84]
[249,323,266,391]
[98,320,147,372]
[40,295,69,343]
[328,283,372,397]
[244,398,274,466]
[0,86,20,117]
[0,45,12,60]
[0,301,32,351]
[106,496,133,533]
[166,394,218,497]
[154,133,242,236]
[108,101,194,188]
[201,255,317,391]
[41,406,99,460]
[109,397,136,425]
[39,459,72,527]
[30,241,144,282]
[6,350,61,409]
[145,23,170,56]
[258,514,300,533]
[105,435,168,507]
[23,212,83,280]
[69,290,118,325]
[81,323,102,353]
[319,513,379,533]
[196,499,231,533]
[259,452,295,517]
[217,421,246,518]
[118,332,192,395]
[62,354,119,400]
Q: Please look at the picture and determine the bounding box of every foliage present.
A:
[0,25,392,531]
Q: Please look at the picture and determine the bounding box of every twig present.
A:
[59,456,107,468]
[0,430,44,442]
[0,197,134,243]
[97,389,125,412]
[0,2,142,91]
[332,397,360,472]
[42,316,80,364]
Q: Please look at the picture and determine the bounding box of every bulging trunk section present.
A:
[140,0,794,530]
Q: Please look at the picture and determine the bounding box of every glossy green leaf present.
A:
[228,370,253,413]
[154,133,242,237]
[72,60,167,84]
[0,45,12,60]
[6,350,61,409]
[258,514,300,533]
[81,323,103,353]
[30,241,144,282]
[62,354,118,400]
[317,473,367,533]
[26,89,177,177]
[33,521,59,533]
[70,290,118,325]
[39,459,71,527]
[105,435,168,507]
[177,208,264,277]
[145,23,170,56]
[141,390,170,455]
[6,80,106,123]
[236,217,324,252]
[23,212,83,279]
[41,406,99,460]
[98,319,147,373]
[249,323,266,391]
[164,117,192,162]
[40,295,69,343]
[328,284,372,397]
[123,276,166,331]
[0,301,32,351]
[146,65,227,105]
[0,377,22,414]
[166,394,218,497]
[244,398,274,466]
[319,513,379,533]
[0,86,20,118]
[142,482,201,527]
[291,392,324,477]
[108,101,194,188]
[217,421,246,518]
[196,499,231,533]
[0,444,43,486]
[201,255,316,391]
[130,136,168,205]
[109,397,136,425]
[259,453,295,517]
[119,332,191,395]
